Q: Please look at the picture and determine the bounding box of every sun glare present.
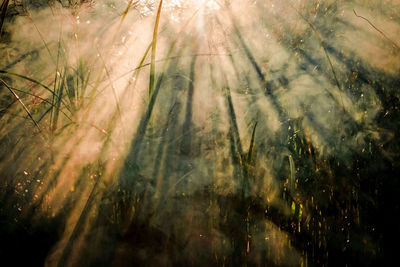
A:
[166,0,220,10]
[1,0,398,266]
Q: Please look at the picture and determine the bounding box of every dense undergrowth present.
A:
[0,0,399,266]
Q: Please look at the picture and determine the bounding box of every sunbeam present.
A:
[0,0,399,266]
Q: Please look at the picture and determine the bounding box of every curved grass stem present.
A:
[0,78,42,133]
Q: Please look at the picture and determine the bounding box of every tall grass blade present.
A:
[97,48,125,131]
[122,0,138,22]
[0,0,9,36]
[90,0,139,100]
[10,87,72,122]
[0,70,72,114]
[51,71,65,133]
[289,4,345,109]
[149,0,163,98]
[130,8,198,95]
[51,32,63,130]
[0,78,42,133]
[25,9,56,66]
[131,42,152,90]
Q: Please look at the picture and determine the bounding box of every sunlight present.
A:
[1,0,399,266]
[166,0,220,11]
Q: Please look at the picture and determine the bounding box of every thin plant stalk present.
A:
[0,78,41,133]
[50,30,64,132]
[51,71,65,132]
[89,0,138,100]
[288,3,345,109]
[10,87,72,122]
[353,9,399,50]
[0,70,73,114]
[149,0,163,98]
[0,0,9,36]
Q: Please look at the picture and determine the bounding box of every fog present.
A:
[0,0,399,266]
